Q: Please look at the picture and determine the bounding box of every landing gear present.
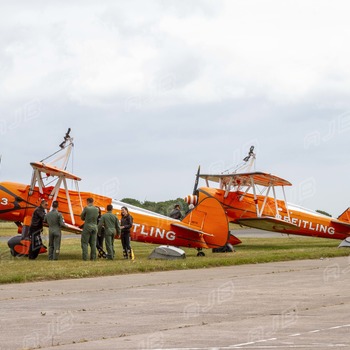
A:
[196,248,205,257]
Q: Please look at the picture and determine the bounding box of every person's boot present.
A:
[123,250,128,259]
[128,249,134,260]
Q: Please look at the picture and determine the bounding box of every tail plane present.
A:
[338,207,350,223]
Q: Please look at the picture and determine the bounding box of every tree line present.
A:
[121,198,189,217]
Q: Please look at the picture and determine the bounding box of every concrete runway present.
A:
[1,256,350,350]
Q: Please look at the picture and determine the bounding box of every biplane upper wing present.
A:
[236,217,299,232]
[30,162,81,181]
[199,171,292,187]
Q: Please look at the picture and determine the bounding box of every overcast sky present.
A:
[1,0,350,217]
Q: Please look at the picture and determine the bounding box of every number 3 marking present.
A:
[1,198,8,205]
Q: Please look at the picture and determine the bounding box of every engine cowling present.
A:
[184,194,198,206]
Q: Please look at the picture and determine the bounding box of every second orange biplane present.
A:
[185,146,350,248]
[0,130,232,257]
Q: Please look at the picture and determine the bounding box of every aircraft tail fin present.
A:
[337,207,350,223]
[179,197,229,248]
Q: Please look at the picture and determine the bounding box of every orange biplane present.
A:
[185,146,350,248]
[0,130,232,257]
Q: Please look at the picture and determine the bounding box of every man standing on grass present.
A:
[44,200,66,260]
[28,199,48,260]
[80,197,99,261]
[98,204,121,260]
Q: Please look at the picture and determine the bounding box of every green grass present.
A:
[1,223,349,284]
[0,221,19,236]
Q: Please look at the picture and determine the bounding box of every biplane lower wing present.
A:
[331,220,350,232]
[42,222,82,234]
[62,222,82,234]
[171,197,229,248]
[170,223,211,248]
[171,223,213,236]
[228,233,242,245]
[236,217,299,232]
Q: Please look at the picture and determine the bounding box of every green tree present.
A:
[121,198,142,207]
[120,197,189,217]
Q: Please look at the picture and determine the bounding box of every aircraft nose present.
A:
[0,183,22,217]
[0,184,10,208]
[184,194,198,205]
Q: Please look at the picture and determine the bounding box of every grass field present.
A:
[1,221,349,284]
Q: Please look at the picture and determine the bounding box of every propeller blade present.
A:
[193,165,200,195]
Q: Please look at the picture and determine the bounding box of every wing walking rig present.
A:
[185,146,350,247]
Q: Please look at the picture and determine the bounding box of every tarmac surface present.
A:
[0,255,350,350]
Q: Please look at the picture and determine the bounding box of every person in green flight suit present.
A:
[44,200,66,260]
[98,204,121,260]
[80,197,99,261]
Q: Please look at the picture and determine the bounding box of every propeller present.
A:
[184,166,200,206]
[193,165,200,195]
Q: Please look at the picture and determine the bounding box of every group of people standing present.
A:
[27,198,134,261]
[80,198,134,261]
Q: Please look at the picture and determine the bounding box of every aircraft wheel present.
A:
[197,251,205,257]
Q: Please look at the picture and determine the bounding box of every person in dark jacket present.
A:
[96,207,106,258]
[169,204,182,220]
[28,199,48,259]
[120,206,134,259]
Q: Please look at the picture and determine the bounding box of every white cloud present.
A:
[1,0,350,216]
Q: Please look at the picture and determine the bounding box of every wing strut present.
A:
[28,129,83,226]
[250,175,260,217]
